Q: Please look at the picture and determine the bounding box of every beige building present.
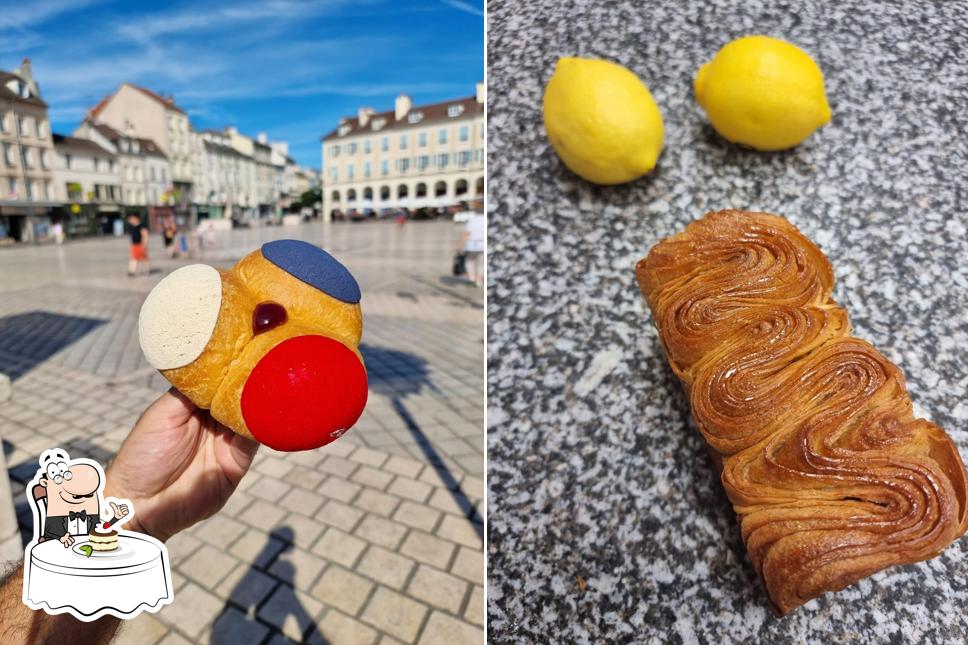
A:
[73,120,171,207]
[321,83,485,220]
[88,83,194,201]
[0,58,58,242]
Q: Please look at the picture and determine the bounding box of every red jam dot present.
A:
[253,301,287,335]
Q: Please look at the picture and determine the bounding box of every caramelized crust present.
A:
[636,209,968,614]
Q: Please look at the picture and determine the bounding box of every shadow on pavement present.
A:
[0,311,107,381]
[360,343,483,541]
[211,526,325,644]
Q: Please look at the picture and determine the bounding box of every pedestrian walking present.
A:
[460,202,486,288]
[126,213,149,276]
[162,215,178,259]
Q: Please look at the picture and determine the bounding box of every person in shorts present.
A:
[460,201,486,288]
[127,213,149,276]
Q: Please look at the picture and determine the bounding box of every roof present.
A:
[203,139,248,158]
[90,82,186,118]
[0,70,47,108]
[52,133,115,157]
[322,94,482,141]
[87,122,168,158]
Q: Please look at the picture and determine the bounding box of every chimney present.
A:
[395,94,411,121]
[257,132,267,144]
[18,57,32,80]
[475,81,485,104]
[226,126,238,136]
[358,107,374,127]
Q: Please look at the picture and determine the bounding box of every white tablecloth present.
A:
[25,533,172,620]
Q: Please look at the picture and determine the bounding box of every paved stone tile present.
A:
[418,466,461,491]
[355,514,408,550]
[400,531,456,570]
[317,609,379,645]
[316,499,365,532]
[352,465,394,490]
[362,587,429,643]
[284,465,327,491]
[156,632,193,645]
[383,455,425,479]
[166,531,204,566]
[192,513,247,547]
[256,455,295,479]
[181,544,239,588]
[230,529,287,568]
[240,498,288,528]
[114,612,168,644]
[464,585,484,626]
[427,487,475,516]
[418,610,484,645]
[269,546,327,591]
[208,607,271,645]
[162,582,224,639]
[449,546,484,585]
[214,561,279,609]
[311,527,367,568]
[310,565,374,614]
[354,487,401,517]
[407,564,469,614]
[320,477,362,503]
[318,455,359,479]
[357,545,416,589]
[436,515,483,549]
[349,445,389,468]
[278,486,325,517]
[258,584,324,642]
[388,475,433,503]
[248,476,293,503]
[459,476,485,500]
[393,500,443,533]
[220,489,254,517]
[271,512,325,550]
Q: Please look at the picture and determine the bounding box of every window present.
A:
[7,178,16,198]
[459,125,469,142]
[364,139,371,154]
[417,155,429,171]
[347,164,355,180]
[2,143,12,165]
[18,116,27,135]
[458,150,472,167]
[151,166,156,181]
[0,113,6,132]
[20,146,31,168]
[94,158,101,173]
[65,153,72,169]
[348,142,357,154]
[447,104,464,117]
[396,158,410,173]
[419,132,427,147]
[381,136,389,152]
[438,128,447,144]
[407,111,423,124]
[399,134,408,150]
[364,161,371,178]
[25,179,33,200]
[35,120,43,138]
[329,167,338,181]
[330,145,340,158]
[45,181,52,200]
[380,159,388,176]
[436,153,449,169]
[161,168,167,183]
[40,150,49,169]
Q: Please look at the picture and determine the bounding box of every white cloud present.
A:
[441,0,484,17]
[0,0,103,31]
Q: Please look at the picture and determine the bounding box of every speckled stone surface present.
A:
[486,1,968,642]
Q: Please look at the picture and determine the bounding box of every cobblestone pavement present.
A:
[0,220,484,644]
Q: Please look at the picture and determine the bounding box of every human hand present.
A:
[59,534,74,548]
[104,388,259,542]
[108,501,129,522]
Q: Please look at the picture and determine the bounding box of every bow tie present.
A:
[68,511,88,521]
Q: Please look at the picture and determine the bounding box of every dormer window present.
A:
[18,82,29,99]
[338,125,351,136]
[407,112,423,124]
[447,104,464,117]
[372,118,386,131]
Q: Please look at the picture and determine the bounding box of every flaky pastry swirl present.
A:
[636,209,968,614]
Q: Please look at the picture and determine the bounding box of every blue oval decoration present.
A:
[261,240,361,304]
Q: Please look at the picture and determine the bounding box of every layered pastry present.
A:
[636,209,968,614]
[88,525,119,552]
[138,240,368,452]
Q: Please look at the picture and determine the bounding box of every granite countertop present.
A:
[486,1,968,641]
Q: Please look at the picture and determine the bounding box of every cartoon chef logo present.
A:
[22,448,173,621]
[35,448,130,549]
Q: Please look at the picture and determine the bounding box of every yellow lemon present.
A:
[543,57,664,185]
[695,35,831,151]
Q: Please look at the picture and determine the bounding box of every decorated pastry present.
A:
[88,526,119,552]
[637,209,968,614]
[138,240,367,452]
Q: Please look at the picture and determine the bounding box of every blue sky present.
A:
[0,0,484,168]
